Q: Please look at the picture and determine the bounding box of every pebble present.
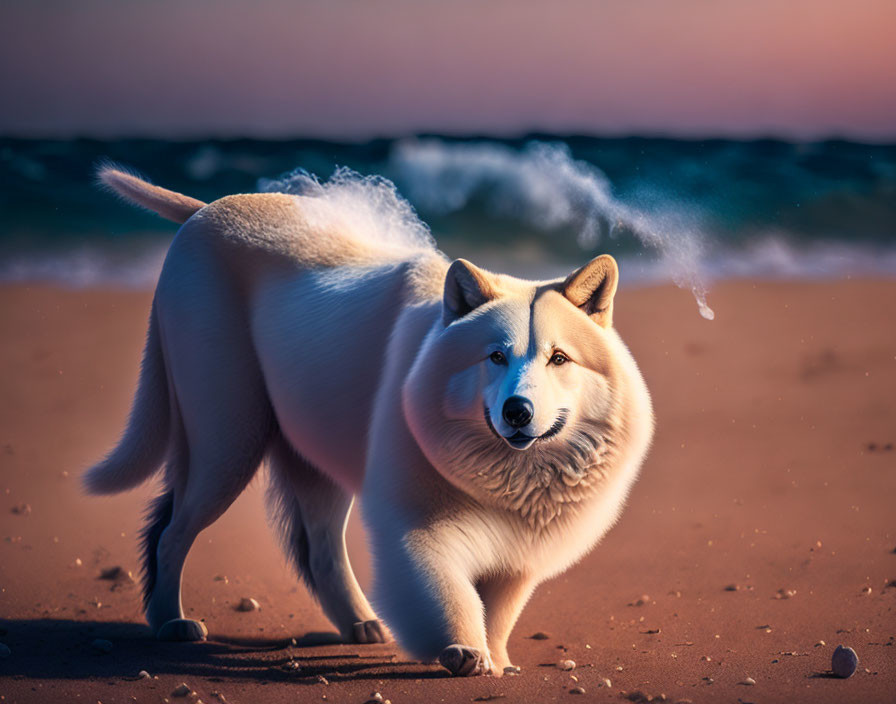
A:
[364,693,384,703]
[598,677,612,688]
[503,665,521,675]
[530,631,550,640]
[623,691,665,702]
[557,659,576,671]
[740,677,756,686]
[172,683,193,697]
[631,594,651,606]
[724,584,740,591]
[91,638,113,653]
[236,597,260,612]
[99,566,135,583]
[10,503,31,515]
[569,686,586,695]
[831,645,858,678]
[0,643,10,658]
[774,588,797,599]
[137,670,151,679]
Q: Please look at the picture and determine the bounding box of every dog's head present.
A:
[403,255,653,526]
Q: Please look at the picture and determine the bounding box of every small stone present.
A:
[630,594,651,606]
[91,638,113,653]
[724,584,739,591]
[315,675,329,685]
[364,692,384,704]
[774,588,796,599]
[0,643,10,658]
[569,686,586,695]
[214,574,229,584]
[503,665,521,675]
[814,640,826,647]
[99,566,134,583]
[236,597,260,612]
[598,677,612,688]
[10,503,31,515]
[137,670,151,679]
[530,631,550,640]
[557,659,576,671]
[740,677,756,686]
[861,586,873,595]
[832,645,858,678]
[172,683,193,697]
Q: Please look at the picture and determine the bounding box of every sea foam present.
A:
[390,139,715,319]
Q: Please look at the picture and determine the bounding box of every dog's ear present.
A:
[443,259,497,325]
[562,254,619,327]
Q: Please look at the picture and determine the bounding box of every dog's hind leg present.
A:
[267,435,385,643]
[146,413,272,640]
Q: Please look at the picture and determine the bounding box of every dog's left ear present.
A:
[562,254,619,327]
[443,259,497,325]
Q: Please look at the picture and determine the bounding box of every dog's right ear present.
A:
[442,259,497,325]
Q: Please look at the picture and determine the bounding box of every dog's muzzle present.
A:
[484,405,569,451]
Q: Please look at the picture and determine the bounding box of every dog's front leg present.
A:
[373,525,493,676]
[478,571,535,672]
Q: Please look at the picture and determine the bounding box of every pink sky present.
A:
[1,0,894,139]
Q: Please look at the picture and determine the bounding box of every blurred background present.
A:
[1,0,894,311]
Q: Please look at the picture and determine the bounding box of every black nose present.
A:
[502,396,534,429]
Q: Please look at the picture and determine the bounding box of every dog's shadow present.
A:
[0,618,444,683]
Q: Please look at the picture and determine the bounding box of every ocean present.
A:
[2,135,895,316]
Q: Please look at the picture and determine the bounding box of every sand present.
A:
[0,279,894,703]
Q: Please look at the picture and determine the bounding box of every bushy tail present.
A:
[83,306,171,494]
[97,163,206,224]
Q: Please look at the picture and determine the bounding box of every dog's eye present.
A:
[549,352,569,366]
[489,351,507,365]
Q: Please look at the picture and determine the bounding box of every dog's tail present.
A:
[83,304,171,494]
[97,163,206,224]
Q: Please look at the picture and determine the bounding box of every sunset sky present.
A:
[1,0,894,139]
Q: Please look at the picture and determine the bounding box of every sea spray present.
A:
[390,139,715,320]
[258,166,436,254]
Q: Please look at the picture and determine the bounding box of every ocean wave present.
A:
[390,139,715,319]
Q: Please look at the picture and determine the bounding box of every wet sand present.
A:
[0,279,894,703]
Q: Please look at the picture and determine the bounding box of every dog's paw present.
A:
[156,618,208,642]
[439,644,492,676]
[352,619,389,644]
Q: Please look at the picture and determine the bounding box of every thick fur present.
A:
[85,166,654,673]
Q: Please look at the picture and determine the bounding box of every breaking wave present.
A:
[390,139,715,319]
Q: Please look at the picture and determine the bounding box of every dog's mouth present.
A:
[484,406,569,451]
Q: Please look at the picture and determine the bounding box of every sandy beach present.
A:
[0,279,894,703]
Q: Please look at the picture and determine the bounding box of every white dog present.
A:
[85,166,654,676]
